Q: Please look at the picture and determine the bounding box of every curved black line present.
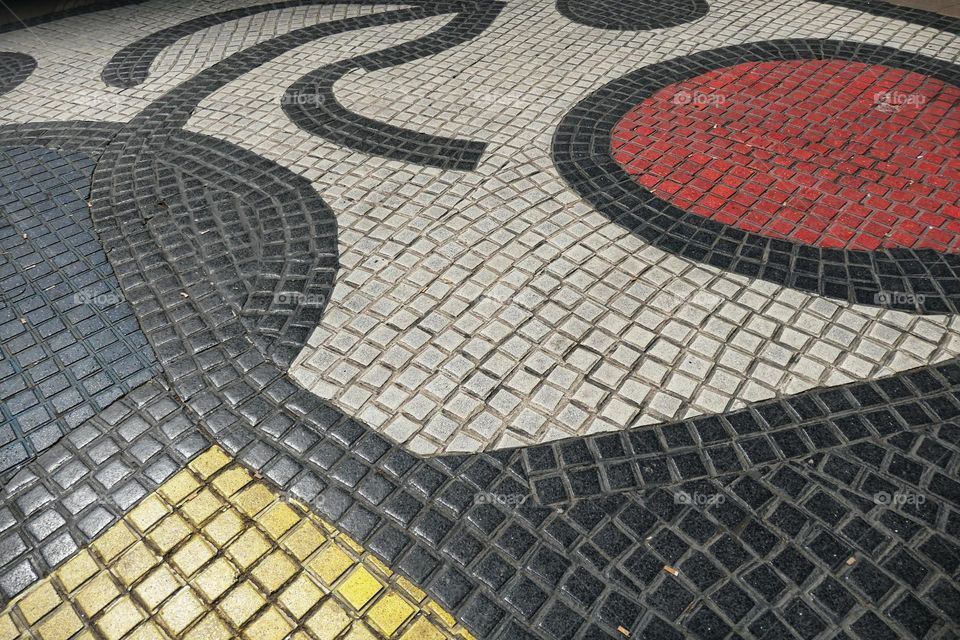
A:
[101,0,390,88]
[0,52,36,96]
[556,0,708,30]
[130,7,437,132]
[282,0,505,170]
[553,39,960,315]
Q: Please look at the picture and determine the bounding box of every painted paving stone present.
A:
[0,0,957,639]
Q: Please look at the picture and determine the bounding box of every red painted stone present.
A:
[612,60,960,251]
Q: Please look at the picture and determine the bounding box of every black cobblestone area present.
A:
[555,0,708,30]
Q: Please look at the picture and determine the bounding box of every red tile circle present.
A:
[612,60,960,251]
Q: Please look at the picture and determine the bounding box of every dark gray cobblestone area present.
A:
[0,145,158,476]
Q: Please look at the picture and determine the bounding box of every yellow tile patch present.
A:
[260,502,299,538]
[134,566,182,612]
[17,581,60,625]
[234,483,275,517]
[57,550,99,592]
[96,597,144,640]
[193,558,239,602]
[126,495,170,533]
[0,446,474,640]
[180,488,223,525]
[400,617,447,640]
[282,519,325,560]
[346,622,378,640]
[305,599,351,639]
[172,535,216,576]
[158,469,200,505]
[113,541,160,586]
[183,613,232,640]
[211,466,252,497]
[251,550,297,593]
[309,543,354,585]
[189,446,231,478]
[36,604,83,640]
[147,513,192,554]
[243,606,293,640]
[338,566,384,611]
[227,528,271,569]
[92,521,137,563]
[277,575,323,620]
[218,581,265,627]
[126,621,169,640]
[203,508,245,546]
[0,614,17,640]
[157,586,205,635]
[368,593,416,637]
[75,573,120,616]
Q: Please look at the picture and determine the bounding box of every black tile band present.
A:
[524,361,960,505]
[556,0,708,31]
[0,8,958,640]
[101,0,386,88]
[282,0,504,170]
[552,39,960,314]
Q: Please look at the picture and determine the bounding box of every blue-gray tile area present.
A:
[0,146,158,476]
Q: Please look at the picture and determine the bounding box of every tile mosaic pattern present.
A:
[0,0,957,639]
[0,446,477,640]
[0,145,158,475]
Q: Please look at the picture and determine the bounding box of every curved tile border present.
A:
[553,39,960,315]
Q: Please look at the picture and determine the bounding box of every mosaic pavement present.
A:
[0,0,958,638]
